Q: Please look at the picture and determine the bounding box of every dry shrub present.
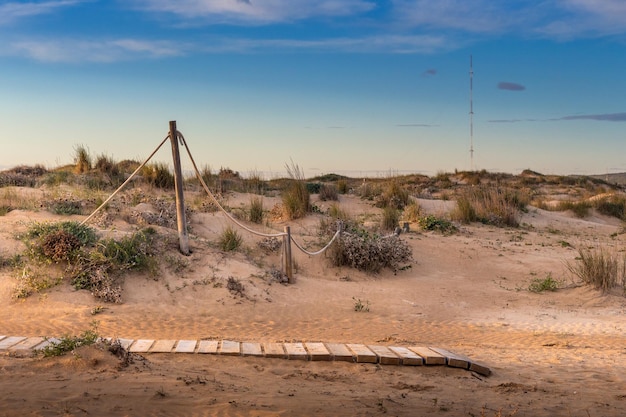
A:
[452,185,527,227]
[73,145,92,174]
[594,195,626,220]
[319,184,339,201]
[381,206,400,231]
[403,201,422,222]
[329,233,412,273]
[377,180,410,209]
[41,230,81,262]
[142,163,174,189]
[249,196,264,224]
[556,200,591,218]
[567,246,626,293]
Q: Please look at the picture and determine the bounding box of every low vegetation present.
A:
[329,230,412,273]
[567,246,626,293]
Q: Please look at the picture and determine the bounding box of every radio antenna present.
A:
[469,55,474,171]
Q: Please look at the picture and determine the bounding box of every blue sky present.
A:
[1,0,625,178]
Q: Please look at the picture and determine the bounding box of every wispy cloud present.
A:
[396,123,438,127]
[489,112,626,123]
[422,68,437,77]
[557,112,626,122]
[7,38,184,63]
[0,0,84,25]
[131,0,376,24]
[497,82,525,91]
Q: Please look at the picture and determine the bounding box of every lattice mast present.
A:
[469,55,474,171]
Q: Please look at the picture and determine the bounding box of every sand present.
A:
[1,190,625,416]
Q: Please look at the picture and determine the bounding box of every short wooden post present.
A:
[283,226,294,283]
[169,121,190,255]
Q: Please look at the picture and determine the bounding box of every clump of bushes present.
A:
[594,195,626,220]
[319,184,339,201]
[329,231,412,273]
[249,196,264,224]
[142,162,174,189]
[417,214,457,234]
[16,221,157,303]
[377,180,410,210]
[557,200,592,218]
[528,273,559,293]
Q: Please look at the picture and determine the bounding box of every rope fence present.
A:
[79,124,346,282]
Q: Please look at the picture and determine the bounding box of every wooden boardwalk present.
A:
[0,335,491,376]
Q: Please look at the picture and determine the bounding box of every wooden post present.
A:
[169,121,190,255]
[284,226,294,283]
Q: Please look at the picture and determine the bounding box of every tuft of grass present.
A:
[142,162,174,189]
[403,201,422,223]
[249,196,264,224]
[528,273,559,293]
[353,297,370,312]
[377,180,410,209]
[73,145,92,174]
[594,195,626,220]
[319,184,339,201]
[566,246,626,293]
[282,161,310,220]
[452,185,527,227]
[381,206,400,231]
[556,200,591,218]
[218,225,243,252]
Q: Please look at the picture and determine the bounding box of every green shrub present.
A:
[40,323,99,357]
[528,273,559,293]
[49,199,82,215]
[218,226,242,252]
[417,215,456,234]
[142,163,174,189]
[594,196,626,220]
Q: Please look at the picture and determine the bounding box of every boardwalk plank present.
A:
[241,342,263,357]
[10,337,45,351]
[367,345,401,365]
[197,340,219,354]
[220,340,241,356]
[429,347,476,371]
[305,343,331,361]
[388,346,424,366]
[347,344,377,363]
[325,343,354,362]
[0,336,26,351]
[263,343,286,359]
[175,340,197,353]
[284,343,308,360]
[129,339,154,353]
[150,339,176,353]
[408,347,447,365]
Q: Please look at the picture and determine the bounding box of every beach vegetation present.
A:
[282,161,310,220]
[218,225,243,252]
[567,246,626,293]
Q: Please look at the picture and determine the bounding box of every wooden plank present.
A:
[175,340,197,353]
[0,336,5,342]
[388,346,424,366]
[408,347,446,365]
[284,343,308,360]
[241,342,263,357]
[220,340,240,356]
[325,343,354,362]
[305,343,331,361]
[129,339,154,353]
[150,339,176,353]
[367,345,401,365]
[347,344,377,363]
[197,340,219,354]
[429,347,470,370]
[0,336,26,351]
[10,337,45,351]
[263,343,286,359]
[469,361,492,376]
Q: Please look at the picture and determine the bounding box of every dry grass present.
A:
[452,185,529,227]
[567,246,626,293]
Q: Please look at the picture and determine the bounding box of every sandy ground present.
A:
[1,191,626,416]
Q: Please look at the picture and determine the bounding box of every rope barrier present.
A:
[289,229,342,256]
[80,135,170,226]
[176,131,286,239]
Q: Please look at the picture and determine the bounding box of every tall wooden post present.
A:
[283,226,294,283]
[169,121,190,255]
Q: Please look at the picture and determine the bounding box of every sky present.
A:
[1,0,625,178]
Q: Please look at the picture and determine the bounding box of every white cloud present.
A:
[131,0,376,24]
[8,38,184,63]
[0,0,84,25]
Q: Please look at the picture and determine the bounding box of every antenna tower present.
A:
[469,55,474,171]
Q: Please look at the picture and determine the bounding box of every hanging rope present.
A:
[81,135,170,226]
[176,131,286,239]
[290,228,342,256]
